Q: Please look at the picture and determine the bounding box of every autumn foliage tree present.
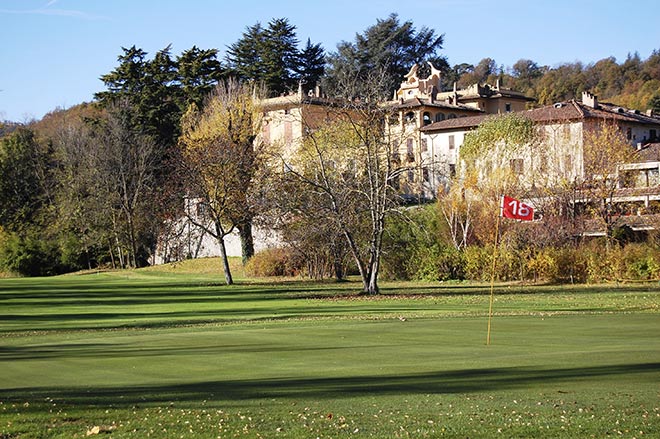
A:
[580,122,636,246]
[281,89,402,294]
[178,79,264,284]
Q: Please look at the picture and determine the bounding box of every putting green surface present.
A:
[1,269,659,438]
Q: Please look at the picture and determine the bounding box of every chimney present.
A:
[582,91,598,109]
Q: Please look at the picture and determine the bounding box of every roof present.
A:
[635,143,660,162]
[581,213,660,235]
[389,96,482,113]
[421,99,660,133]
[459,90,536,102]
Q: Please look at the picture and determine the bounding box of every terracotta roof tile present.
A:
[391,97,482,112]
[635,143,660,162]
[421,99,660,133]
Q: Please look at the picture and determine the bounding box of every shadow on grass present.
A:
[3,363,659,406]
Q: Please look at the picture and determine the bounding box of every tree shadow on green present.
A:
[4,362,658,406]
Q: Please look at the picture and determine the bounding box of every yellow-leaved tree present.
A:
[178,79,264,284]
[580,121,635,247]
[281,96,402,294]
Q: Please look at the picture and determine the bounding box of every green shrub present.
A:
[0,231,63,276]
[381,206,441,280]
[622,243,660,280]
[411,244,464,281]
[463,245,491,281]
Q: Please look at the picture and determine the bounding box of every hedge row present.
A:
[398,241,660,283]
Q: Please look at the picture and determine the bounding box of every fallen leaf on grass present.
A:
[86,425,116,436]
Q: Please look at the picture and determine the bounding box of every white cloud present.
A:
[0,3,108,20]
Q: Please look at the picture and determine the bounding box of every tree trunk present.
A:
[214,220,233,285]
[343,229,370,293]
[366,260,380,295]
[333,256,344,281]
[108,239,116,269]
[217,236,233,285]
[237,219,255,265]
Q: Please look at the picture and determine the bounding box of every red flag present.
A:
[501,195,534,221]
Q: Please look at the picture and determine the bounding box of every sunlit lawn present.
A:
[1,261,659,438]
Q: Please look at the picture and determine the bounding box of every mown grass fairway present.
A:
[1,262,659,438]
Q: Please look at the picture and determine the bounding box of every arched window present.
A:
[435,113,446,122]
[404,112,416,124]
[423,112,432,125]
[447,113,457,119]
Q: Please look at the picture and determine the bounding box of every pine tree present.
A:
[225,23,266,83]
[325,13,444,99]
[177,46,226,109]
[296,38,325,88]
[226,18,310,96]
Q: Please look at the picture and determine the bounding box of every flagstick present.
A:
[486,197,503,346]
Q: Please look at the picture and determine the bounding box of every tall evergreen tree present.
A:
[325,13,445,99]
[96,45,179,147]
[296,38,326,88]
[225,23,266,83]
[226,18,313,96]
[262,18,300,95]
[177,46,226,109]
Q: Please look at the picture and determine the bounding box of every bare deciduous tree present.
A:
[279,81,402,294]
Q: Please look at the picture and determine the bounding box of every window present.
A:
[284,120,293,145]
[262,122,270,144]
[408,169,415,182]
[626,127,632,140]
[406,138,415,162]
[422,168,430,182]
[448,135,455,150]
[447,113,457,119]
[435,113,445,122]
[196,202,208,218]
[449,164,456,177]
[423,112,432,125]
[505,103,511,113]
[651,129,657,141]
[421,138,428,153]
[510,158,524,175]
[564,154,573,173]
[405,112,415,124]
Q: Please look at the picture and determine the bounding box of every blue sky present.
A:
[1,0,658,122]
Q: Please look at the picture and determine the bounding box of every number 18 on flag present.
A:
[501,195,534,221]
